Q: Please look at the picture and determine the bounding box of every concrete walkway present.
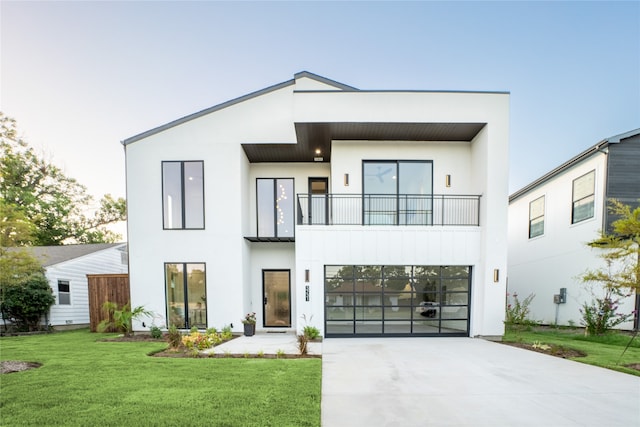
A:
[204,331,321,356]
[321,338,640,427]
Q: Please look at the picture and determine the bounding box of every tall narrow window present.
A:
[572,170,595,224]
[162,161,204,229]
[257,178,294,238]
[529,196,545,238]
[57,280,70,305]
[165,263,207,329]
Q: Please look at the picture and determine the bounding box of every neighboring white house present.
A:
[508,129,640,330]
[4,243,128,329]
[123,71,510,338]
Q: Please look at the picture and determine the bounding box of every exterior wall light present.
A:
[344,173,349,186]
[305,269,310,282]
[445,174,451,187]
[493,269,499,283]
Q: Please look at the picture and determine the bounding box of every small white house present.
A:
[508,129,640,330]
[123,71,510,338]
[13,243,128,328]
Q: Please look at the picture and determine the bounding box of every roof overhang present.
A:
[242,122,486,163]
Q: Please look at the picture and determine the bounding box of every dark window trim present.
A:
[262,269,292,328]
[571,170,595,224]
[255,177,295,239]
[163,262,207,330]
[57,279,71,305]
[528,195,545,238]
[324,265,471,337]
[361,160,434,225]
[161,160,205,230]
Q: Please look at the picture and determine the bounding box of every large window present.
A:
[572,170,595,224]
[257,178,294,238]
[162,161,204,229]
[363,161,433,225]
[529,196,545,238]
[57,280,70,305]
[165,263,207,329]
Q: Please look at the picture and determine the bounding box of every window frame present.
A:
[362,160,434,225]
[161,160,205,230]
[164,262,207,329]
[57,279,71,305]
[571,170,595,224]
[255,177,295,239]
[528,195,545,238]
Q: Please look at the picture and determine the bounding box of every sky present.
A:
[1,1,639,209]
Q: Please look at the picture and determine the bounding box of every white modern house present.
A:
[3,243,128,329]
[508,129,640,330]
[123,71,510,338]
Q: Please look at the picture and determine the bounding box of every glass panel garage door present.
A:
[325,265,470,337]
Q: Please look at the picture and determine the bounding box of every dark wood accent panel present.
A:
[605,134,640,231]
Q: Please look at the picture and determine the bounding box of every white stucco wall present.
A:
[508,152,635,329]
[125,73,509,336]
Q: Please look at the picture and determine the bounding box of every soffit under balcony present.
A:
[241,122,485,163]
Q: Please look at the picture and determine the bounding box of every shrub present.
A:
[166,324,182,349]
[303,325,321,340]
[505,292,535,326]
[149,325,163,339]
[579,285,634,335]
[97,302,151,337]
[0,272,55,331]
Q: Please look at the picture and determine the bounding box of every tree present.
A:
[580,200,640,334]
[0,112,126,245]
[0,270,55,331]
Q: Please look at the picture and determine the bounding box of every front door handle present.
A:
[264,297,268,305]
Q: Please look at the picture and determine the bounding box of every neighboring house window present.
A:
[529,196,545,238]
[165,263,207,329]
[363,160,433,225]
[162,161,204,229]
[57,280,70,305]
[572,170,595,224]
[256,178,294,238]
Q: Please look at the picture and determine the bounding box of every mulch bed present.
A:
[0,361,42,374]
[500,341,586,358]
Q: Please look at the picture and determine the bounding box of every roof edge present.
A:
[294,71,358,91]
[122,78,296,145]
[509,128,640,203]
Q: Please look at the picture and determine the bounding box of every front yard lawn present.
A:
[504,326,640,376]
[0,329,321,426]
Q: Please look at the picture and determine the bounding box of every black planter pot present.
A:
[243,323,255,337]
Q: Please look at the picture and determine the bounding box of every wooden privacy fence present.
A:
[87,274,130,332]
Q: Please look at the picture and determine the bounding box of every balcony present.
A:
[297,194,481,226]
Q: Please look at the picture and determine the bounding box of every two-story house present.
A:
[123,72,510,338]
[508,129,640,330]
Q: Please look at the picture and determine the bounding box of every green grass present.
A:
[504,326,640,376]
[0,329,321,426]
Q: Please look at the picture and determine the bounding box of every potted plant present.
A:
[241,312,256,336]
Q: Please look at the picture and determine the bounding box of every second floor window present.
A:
[572,170,595,224]
[162,161,204,229]
[529,196,545,238]
[257,178,294,238]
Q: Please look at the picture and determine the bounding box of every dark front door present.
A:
[308,177,328,225]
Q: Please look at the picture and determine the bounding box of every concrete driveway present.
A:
[321,338,640,427]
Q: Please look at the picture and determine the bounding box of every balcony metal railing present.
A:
[297,194,481,226]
